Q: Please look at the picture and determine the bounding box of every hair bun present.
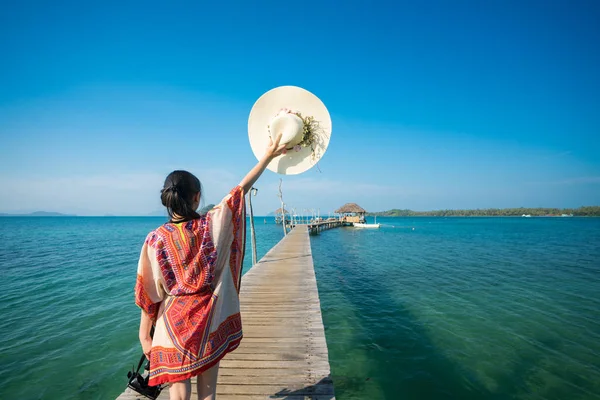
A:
[164,185,179,194]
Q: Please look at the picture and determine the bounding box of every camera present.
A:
[127,356,163,399]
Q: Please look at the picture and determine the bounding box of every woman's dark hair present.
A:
[161,170,201,222]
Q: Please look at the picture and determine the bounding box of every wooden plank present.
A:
[238,337,327,343]
[217,368,332,377]
[217,383,335,395]
[217,375,315,385]
[240,311,324,317]
[224,353,311,361]
[232,346,329,355]
[232,345,329,352]
[219,360,332,369]
[116,226,334,399]
[217,396,334,400]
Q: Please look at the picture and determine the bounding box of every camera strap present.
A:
[134,353,146,375]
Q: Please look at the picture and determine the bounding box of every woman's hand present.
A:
[239,132,287,194]
[140,336,152,359]
[265,132,287,159]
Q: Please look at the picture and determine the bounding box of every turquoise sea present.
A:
[0,216,599,399]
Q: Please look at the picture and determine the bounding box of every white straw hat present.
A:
[248,86,332,175]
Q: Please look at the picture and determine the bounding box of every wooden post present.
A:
[277,179,286,236]
[248,187,258,266]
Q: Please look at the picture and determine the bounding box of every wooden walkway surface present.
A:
[287,220,347,235]
[117,225,335,400]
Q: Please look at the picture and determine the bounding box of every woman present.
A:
[135,133,285,400]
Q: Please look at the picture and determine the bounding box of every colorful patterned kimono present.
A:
[135,186,245,386]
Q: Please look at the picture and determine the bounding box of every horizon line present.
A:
[2,205,599,218]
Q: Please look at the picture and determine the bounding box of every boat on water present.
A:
[522,214,532,218]
[353,222,381,228]
[353,216,381,229]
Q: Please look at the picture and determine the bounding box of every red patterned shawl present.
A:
[135,186,245,385]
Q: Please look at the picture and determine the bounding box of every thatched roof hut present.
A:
[274,208,289,215]
[335,203,366,214]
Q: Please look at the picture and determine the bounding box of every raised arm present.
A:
[239,133,286,195]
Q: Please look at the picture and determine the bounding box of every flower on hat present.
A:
[277,107,291,117]
[270,108,320,159]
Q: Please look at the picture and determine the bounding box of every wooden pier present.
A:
[117,225,335,400]
[287,219,349,235]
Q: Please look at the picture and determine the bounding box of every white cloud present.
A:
[528,176,600,186]
[554,176,600,185]
[246,176,425,215]
[0,168,240,215]
[261,177,412,197]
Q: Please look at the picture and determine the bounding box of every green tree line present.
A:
[368,206,600,217]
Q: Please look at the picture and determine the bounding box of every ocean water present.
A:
[313,217,600,400]
[0,216,599,399]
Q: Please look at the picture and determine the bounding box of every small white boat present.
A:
[353,216,381,228]
[353,222,381,228]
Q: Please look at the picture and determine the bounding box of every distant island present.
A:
[199,204,215,215]
[368,206,600,217]
[0,211,75,217]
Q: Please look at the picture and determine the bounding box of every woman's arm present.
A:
[139,309,153,359]
[239,133,285,195]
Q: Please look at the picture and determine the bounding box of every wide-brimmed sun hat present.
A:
[248,86,332,175]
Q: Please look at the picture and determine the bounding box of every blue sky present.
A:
[1,0,599,215]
